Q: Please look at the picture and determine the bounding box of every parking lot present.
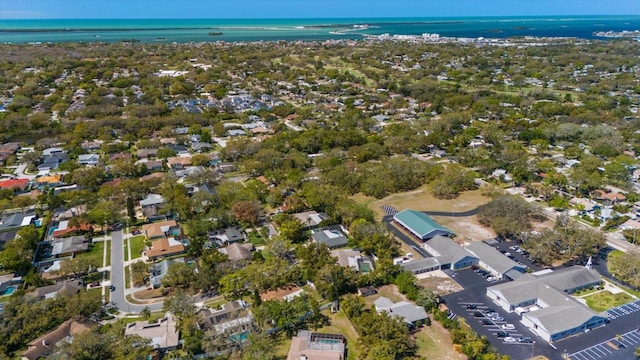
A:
[568,329,640,360]
[606,299,640,320]
[442,268,561,360]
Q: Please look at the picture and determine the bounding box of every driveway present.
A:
[110,230,163,314]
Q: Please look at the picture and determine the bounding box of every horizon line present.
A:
[3,14,640,21]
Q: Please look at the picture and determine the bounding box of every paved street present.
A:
[110,230,163,314]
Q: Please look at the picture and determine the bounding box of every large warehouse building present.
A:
[393,209,455,241]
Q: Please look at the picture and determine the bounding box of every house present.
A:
[260,284,305,302]
[150,258,184,288]
[41,147,65,157]
[486,266,606,342]
[331,249,375,273]
[140,194,166,209]
[423,235,478,270]
[227,129,246,137]
[137,148,158,159]
[78,153,100,166]
[209,227,244,245]
[169,144,189,156]
[80,141,102,152]
[52,221,92,238]
[38,153,67,172]
[0,178,29,191]
[465,241,526,280]
[287,330,346,360]
[50,235,89,258]
[124,314,180,352]
[311,226,349,249]
[291,211,329,230]
[196,300,252,333]
[217,163,236,173]
[357,286,377,297]
[109,152,132,162]
[191,142,212,153]
[167,156,192,170]
[374,296,429,327]
[393,210,455,241]
[593,189,626,205]
[142,220,180,240]
[400,257,442,275]
[36,174,64,189]
[0,210,38,231]
[21,318,96,360]
[30,280,82,299]
[219,242,254,262]
[145,237,185,261]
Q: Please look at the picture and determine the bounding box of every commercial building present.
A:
[423,235,478,270]
[486,266,607,342]
[465,241,526,280]
[393,209,455,241]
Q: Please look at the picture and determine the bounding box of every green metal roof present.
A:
[393,209,454,239]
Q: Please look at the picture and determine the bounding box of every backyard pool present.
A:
[0,286,16,296]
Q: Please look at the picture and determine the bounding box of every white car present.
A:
[504,337,517,343]
[501,324,515,330]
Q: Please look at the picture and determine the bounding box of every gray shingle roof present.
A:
[312,228,348,248]
[374,296,428,324]
[400,257,441,273]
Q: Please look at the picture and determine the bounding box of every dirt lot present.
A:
[432,215,496,242]
[416,271,464,296]
[133,288,164,300]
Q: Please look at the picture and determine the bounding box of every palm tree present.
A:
[140,306,151,320]
[635,346,640,359]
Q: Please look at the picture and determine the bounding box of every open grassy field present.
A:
[415,321,467,360]
[584,291,634,312]
[364,186,491,220]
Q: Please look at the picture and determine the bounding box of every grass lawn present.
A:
[204,297,227,309]
[584,291,634,312]
[415,321,466,360]
[117,312,165,325]
[129,236,147,260]
[316,310,360,360]
[365,186,491,220]
[246,231,266,246]
[77,241,106,269]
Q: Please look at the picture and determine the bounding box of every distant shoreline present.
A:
[1,16,639,43]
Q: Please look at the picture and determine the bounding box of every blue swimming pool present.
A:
[47,226,58,238]
[0,286,16,296]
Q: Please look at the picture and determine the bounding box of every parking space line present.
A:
[594,346,611,355]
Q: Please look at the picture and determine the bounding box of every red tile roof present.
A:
[0,178,28,190]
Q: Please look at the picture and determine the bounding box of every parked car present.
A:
[466,304,478,310]
[473,311,484,317]
[496,331,509,338]
[501,324,515,330]
[491,316,503,321]
[480,319,493,325]
[517,337,534,343]
[109,285,116,292]
[482,308,496,314]
[504,337,517,343]
[486,276,497,282]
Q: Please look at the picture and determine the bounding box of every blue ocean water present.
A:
[0,16,639,43]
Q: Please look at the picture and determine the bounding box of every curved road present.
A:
[110,230,163,314]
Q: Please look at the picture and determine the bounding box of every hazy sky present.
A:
[1,0,639,19]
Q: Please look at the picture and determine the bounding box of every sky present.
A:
[1,0,640,19]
